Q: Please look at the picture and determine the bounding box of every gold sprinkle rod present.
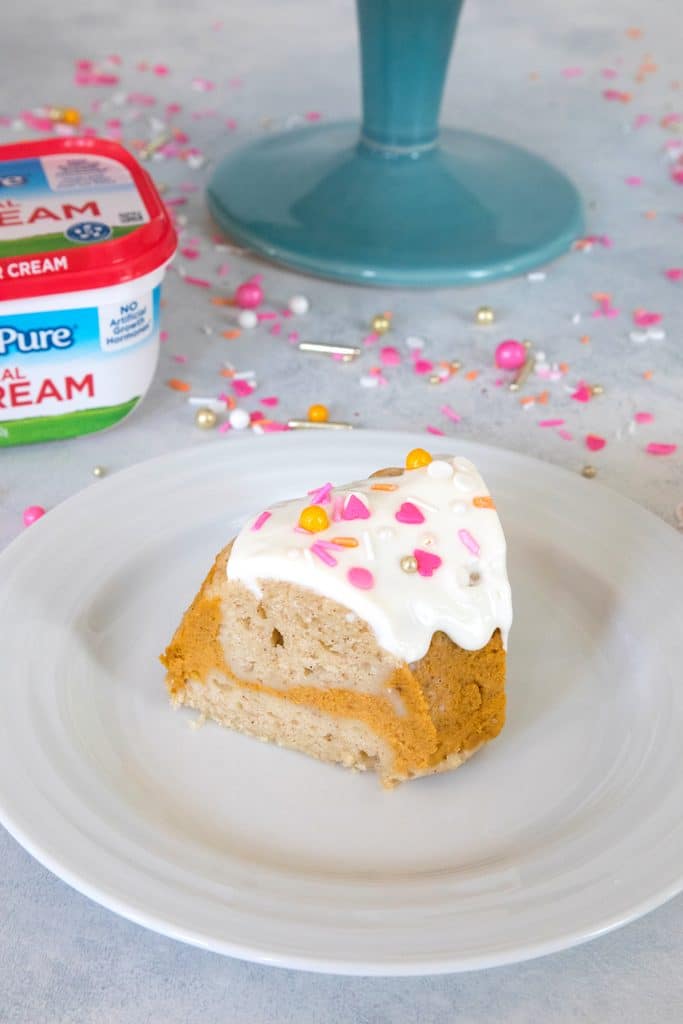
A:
[508,355,535,392]
[298,341,361,359]
[288,419,353,431]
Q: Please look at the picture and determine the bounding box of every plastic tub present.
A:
[0,137,176,446]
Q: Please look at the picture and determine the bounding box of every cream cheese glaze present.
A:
[227,456,512,664]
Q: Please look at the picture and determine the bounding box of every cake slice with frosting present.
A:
[161,448,512,786]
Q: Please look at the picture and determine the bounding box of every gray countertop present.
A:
[1,0,681,1020]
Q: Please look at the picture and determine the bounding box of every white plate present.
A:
[0,432,681,976]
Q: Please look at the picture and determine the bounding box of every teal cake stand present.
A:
[208,0,584,288]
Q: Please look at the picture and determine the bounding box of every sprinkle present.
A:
[221,330,241,340]
[633,309,662,326]
[370,483,398,492]
[413,549,442,577]
[380,346,401,366]
[362,531,375,561]
[625,176,642,186]
[166,378,191,392]
[458,529,480,556]
[23,505,46,527]
[343,494,370,520]
[440,405,462,423]
[473,496,496,509]
[251,511,271,531]
[646,443,677,456]
[426,426,445,436]
[347,567,374,590]
[260,397,279,407]
[299,506,330,532]
[538,418,565,427]
[413,358,433,375]
[232,379,255,398]
[586,434,607,451]
[329,536,359,548]
[308,482,333,505]
[464,370,479,382]
[665,268,683,281]
[182,275,212,289]
[572,384,592,403]
[395,502,425,525]
[311,543,337,567]
[634,412,654,424]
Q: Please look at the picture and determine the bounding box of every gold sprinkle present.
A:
[92,465,106,478]
[370,483,399,492]
[195,407,217,429]
[428,374,441,385]
[475,306,495,325]
[591,384,604,396]
[400,555,418,574]
[371,313,391,335]
[582,465,597,479]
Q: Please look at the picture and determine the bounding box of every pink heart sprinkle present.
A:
[572,384,592,403]
[585,434,607,451]
[413,549,442,578]
[646,443,677,456]
[347,567,374,589]
[665,268,683,281]
[413,359,433,375]
[342,494,370,520]
[633,309,662,327]
[634,411,653,424]
[380,346,401,366]
[457,529,480,557]
[395,502,425,525]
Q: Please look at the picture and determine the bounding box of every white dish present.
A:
[0,431,681,976]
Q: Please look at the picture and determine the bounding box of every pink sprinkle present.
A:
[331,495,344,522]
[380,346,401,366]
[311,543,337,567]
[586,434,607,451]
[572,384,592,403]
[347,567,374,590]
[557,429,574,441]
[646,443,677,456]
[413,358,433,375]
[23,505,46,527]
[634,411,653,424]
[538,418,565,427]
[269,324,282,335]
[308,482,333,505]
[260,396,279,407]
[305,111,322,122]
[153,64,169,76]
[363,332,379,346]
[413,549,442,578]
[257,312,277,321]
[458,529,480,556]
[183,275,211,289]
[216,262,230,277]
[232,379,255,398]
[440,405,461,423]
[633,309,662,326]
[172,354,187,364]
[603,89,630,102]
[180,246,200,260]
[251,511,271,531]
[665,268,683,281]
[258,421,289,433]
[396,502,425,525]
[426,426,445,436]
[561,66,584,78]
[601,68,618,79]
[625,176,642,186]
[287,331,300,343]
[250,411,265,423]
[342,494,370,520]
[633,113,651,128]
[160,330,169,343]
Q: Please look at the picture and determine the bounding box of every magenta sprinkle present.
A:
[634,411,653,424]
[308,482,333,505]
[413,549,442,577]
[311,543,337,567]
[458,529,480,556]
[347,567,374,590]
[538,418,565,427]
[342,494,370,520]
[646,443,677,456]
[395,502,425,525]
[251,511,271,531]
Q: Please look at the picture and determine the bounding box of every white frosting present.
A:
[227,456,512,663]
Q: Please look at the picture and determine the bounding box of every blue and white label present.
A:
[65,221,113,244]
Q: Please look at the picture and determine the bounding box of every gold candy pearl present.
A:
[195,407,218,429]
[475,305,495,325]
[371,313,391,335]
[92,465,106,478]
[449,360,461,372]
[582,465,597,479]
[428,374,441,385]
[400,555,418,574]
[591,384,604,396]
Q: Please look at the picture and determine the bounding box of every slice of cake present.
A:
[161,448,512,786]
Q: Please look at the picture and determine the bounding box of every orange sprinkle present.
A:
[520,396,535,406]
[643,370,654,380]
[626,27,643,39]
[558,362,570,373]
[330,536,359,548]
[220,368,235,378]
[210,296,234,307]
[464,370,479,382]
[221,329,241,340]
[644,210,657,220]
[537,390,550,405]
[226,395,236,410]
[166,378,191,392]
[592,292,611,302]
[370,482,399,492]
[580,335,591,344]
[473,496,496,509]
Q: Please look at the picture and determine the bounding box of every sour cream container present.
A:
[0,137,176,446]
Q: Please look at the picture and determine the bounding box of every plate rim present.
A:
[1,430,682,976]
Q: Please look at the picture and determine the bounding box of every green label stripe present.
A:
[0,396,140,446]
[0,225,139,259]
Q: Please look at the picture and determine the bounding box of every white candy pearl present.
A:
[238,310,258,329]
[229,408,250,430]
[288,294,310,315]
[427,459,454,479]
